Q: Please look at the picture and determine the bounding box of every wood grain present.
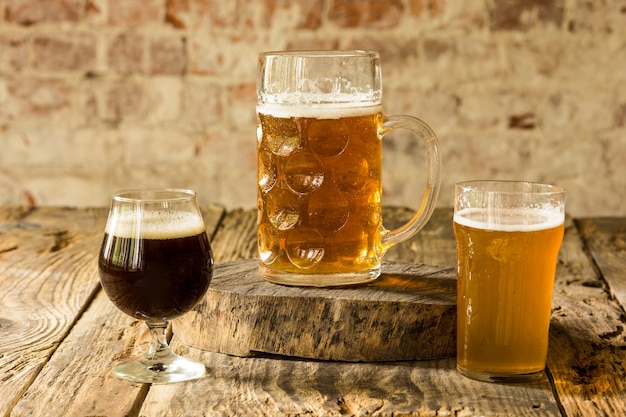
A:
[3,205,225,417]
[175,259,456,361]
[0,207,106,415]
[576,217,626,312]
[147,208,562,416]
[546,217,626,416]
[3,207,626,417]
[143,340,562,417]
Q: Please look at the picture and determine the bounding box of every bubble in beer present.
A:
[308,119,349,157]
[258,223,279,264]
[258,150,277,193]
[284,151,324,194]
[307,184,349,231]
[267,134,299,157]
[356,182,382,228]
[265,182,300,230]
[285,227,325,269]
[333,149,369,193]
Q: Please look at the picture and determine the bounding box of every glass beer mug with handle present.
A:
[256,50,442,287]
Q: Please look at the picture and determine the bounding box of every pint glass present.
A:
[454,180,565,382]
[257,51,442,286]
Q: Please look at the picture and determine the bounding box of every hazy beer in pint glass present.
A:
[454,181,565,382]
[257,51,442,287]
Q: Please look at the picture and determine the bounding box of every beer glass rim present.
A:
[259,50,379,59]
[455,180,565,196]
[112,188,197,203]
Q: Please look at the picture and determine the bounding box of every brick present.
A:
[285,38,340,51]
[1,78,72,120]
[5,0,81,25]
[489,0,565,31]
[189,33,259,78]
[165,0,237,29]
[181,81,224,130]
[423,37,455,62]
[108,32,146,73]
[226,82,257,128]
[0,34,29,72]
[121,127,200,164]
[240,0,323,30]
[142,77,184,125]
[84,0,106,25]
[566,0,626,34]
[195,128,257,208]
[344,35,418,71]
[104,80,147,123]
[456,86,542,130]
[542,88,614,131]
[109,0,161,26]
[18,167,108,206]
[0,170,19,205]
[149,36,186,75]
[0,126,116,167]
[33,33,97,72]
[329,0,404,28]
[409,0,445,18]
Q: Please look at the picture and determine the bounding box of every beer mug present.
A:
[454,180,565,382]
[257,50,441,287]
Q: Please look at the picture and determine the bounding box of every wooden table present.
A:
[1,206,625,416]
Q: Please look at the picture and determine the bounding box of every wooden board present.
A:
[576,217,626,312]
[174,259,457,361]
[6,204,227,417]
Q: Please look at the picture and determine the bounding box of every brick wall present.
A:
[1,0,625,216]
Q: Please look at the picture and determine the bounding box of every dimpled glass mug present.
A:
[256,50,442,287]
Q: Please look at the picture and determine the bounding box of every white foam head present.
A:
[106,210,206,239]
[454,207,564,232]
[257,103,382,119]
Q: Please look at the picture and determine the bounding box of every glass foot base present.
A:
[113,353,206,384]
[457,365,544,383]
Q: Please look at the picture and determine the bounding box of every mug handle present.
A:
[379,114,442,250]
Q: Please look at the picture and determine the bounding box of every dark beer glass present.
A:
[98,189,213,384]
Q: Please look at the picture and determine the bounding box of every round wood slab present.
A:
[174,259,457,362]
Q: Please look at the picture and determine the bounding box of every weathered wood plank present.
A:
[0,207,107,416]
[546,218,626,416]
[576,217,626,313]
[384,206,457,268]
[142,341,562,417]
[5,204,225,417]
[10,292,151,417]
[144,208,563,416]
[175,259,456,361]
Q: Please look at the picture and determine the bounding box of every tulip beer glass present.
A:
[454,181,565,382]
[98,189,213,383]
[257,50,442,286]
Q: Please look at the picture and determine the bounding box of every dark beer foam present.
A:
[105,211,206,239]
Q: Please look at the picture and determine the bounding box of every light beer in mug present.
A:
[257,50,442,286]
[257,104,384,279]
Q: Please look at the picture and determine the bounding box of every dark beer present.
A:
[98,214,213,321]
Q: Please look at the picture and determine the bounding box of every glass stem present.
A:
[145,321,172,363]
